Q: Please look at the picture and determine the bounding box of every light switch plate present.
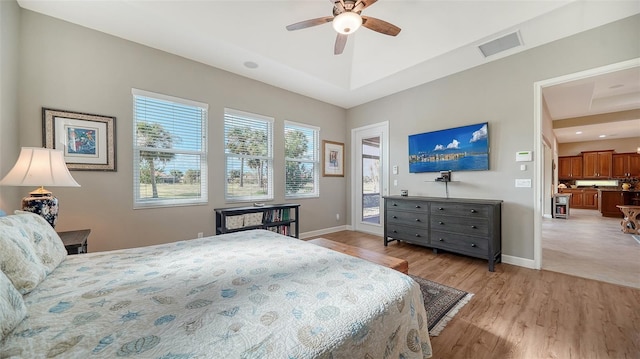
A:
[392,165,398,174]
[515,179,532,188]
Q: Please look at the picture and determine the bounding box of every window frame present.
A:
[132,88,208,209]
[224,108,274,203]
[284,120,320,199]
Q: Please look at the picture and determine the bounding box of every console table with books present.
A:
[215,203,300,238]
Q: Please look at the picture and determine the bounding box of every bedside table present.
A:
[57,229,91,255]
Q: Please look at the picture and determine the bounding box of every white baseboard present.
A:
[300,225,348,239]
[502,254,536,269]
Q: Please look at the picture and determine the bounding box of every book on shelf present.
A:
[265,208,291,223]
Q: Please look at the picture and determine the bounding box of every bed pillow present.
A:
[14,210,68,273]
[0,270,27,340]
[0,215,48,294]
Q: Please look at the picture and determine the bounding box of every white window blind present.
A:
[132,89,208,208]
[224,108,273,202]
[285,121,319,198]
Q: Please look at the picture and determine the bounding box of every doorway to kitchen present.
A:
[534,58,640,288]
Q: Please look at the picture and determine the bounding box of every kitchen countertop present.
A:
[596,188,640,192]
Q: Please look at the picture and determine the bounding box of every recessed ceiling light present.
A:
[244,61,259,69]
[599,134,606,138]
[575,131,582,134]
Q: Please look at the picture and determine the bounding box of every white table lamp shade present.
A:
[0,147,80,187]
[0,147,80,227]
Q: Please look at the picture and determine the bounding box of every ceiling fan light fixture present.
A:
[332,12,362,34]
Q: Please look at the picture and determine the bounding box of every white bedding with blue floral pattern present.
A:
[1,230,432,358]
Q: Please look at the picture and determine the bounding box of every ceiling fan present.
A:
[286,0,401,55]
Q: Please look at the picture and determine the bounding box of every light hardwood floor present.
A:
[309,231,640,359]
[542,208,640,289]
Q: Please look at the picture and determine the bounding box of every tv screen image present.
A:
[408,122,489,173]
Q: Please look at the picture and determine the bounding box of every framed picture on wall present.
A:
[322,140,344,177]
[43,108,116,171]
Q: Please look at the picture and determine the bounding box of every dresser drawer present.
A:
[430,215,489,236]
[387,210,429,229]
[386,224,429,245]
[430,202,489,218]
[431,230,488,257]
[386,199,429,212]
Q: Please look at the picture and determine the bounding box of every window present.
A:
[224,108,273,202]
[285,121,319,198]
[132,89,208,208]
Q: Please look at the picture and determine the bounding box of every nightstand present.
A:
[57,229,91,255]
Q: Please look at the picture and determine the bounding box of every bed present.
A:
[0,212,432,358]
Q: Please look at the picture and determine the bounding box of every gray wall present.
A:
[5,4,640,262]
[16,9,347,251]
[346,14,640,260]
[0,0,21,212]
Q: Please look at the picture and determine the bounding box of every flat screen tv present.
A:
[408,122,489,173]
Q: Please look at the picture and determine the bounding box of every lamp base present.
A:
[21,193,58,228]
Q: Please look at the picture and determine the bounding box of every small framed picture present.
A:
[322,140,344,177]
[43,108,116,171]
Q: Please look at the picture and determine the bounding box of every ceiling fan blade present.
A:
[286,16,334,31]
[353,0,378,13]
[361,16,401,36]
[334,34,348,55]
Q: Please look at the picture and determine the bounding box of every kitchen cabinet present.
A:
[582,151,613,178]
[559,188,598,209]
[599,190,633,217]
[612,153,640,178]
[558,156,583,179]
[559,189,581,208]
[582,189,599,209]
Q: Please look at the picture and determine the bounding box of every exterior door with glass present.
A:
[352,122,388,236]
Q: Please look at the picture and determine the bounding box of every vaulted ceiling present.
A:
[17,0,640,110]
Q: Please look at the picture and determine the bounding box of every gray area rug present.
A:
[410,275,474,336]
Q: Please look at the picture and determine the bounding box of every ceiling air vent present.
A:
[478,31,522,58]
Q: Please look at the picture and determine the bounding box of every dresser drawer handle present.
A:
[438,207,444,210]
[471,225,477,229]
[439,221,444,225]
[415,234,421,237]
[415,218,421,222]
[470,209,477,213]
[393,230,397,233]
[415,205,421,209]
[471,243,477,247]
[438,238,444,242]
[393,203,398,206]
[393,215,397,219]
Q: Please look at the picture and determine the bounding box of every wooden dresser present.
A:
[384,196,502,271]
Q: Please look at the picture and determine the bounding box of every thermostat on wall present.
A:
[515,151,532,162]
